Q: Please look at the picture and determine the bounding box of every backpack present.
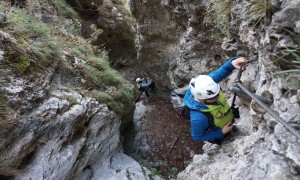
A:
[170,86,190,120]
[169,86,219,127]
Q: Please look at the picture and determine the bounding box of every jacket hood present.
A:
[183,89,208,111]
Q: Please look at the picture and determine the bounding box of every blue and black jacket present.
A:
[183,57,237,142]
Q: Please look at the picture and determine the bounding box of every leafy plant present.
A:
[2,4,61,74]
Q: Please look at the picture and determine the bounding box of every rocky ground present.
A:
[123,95,204,178]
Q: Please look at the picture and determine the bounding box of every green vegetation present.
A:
[203,0,270,40]
[67,96,77,105]
[52,0,79,20]
[0,0,134,119]
[14,54,30,74]
[81,55,134,114]
[0,94,8,128]
[111,88,134,114]
[144,165,172,179]
[81,56,123,88]
[96,92,113,103]
[203,0,231,41]
[96,90,133,115]
[71,47,85,59]
[8,6,51,40]
[149,167,159,176]
[87,55,110,71]
[273,48,300,75]
[90,24,103,41]
[247,0,269,27]
[273,48,300,88]
[3,4,57,75]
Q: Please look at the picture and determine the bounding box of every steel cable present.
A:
[236,82,300,140]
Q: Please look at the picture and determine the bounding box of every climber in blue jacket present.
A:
[183,57,247,143]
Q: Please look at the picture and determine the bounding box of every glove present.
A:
[232,106,240,119]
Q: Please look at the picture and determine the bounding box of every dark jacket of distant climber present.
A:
[135,77,155,102]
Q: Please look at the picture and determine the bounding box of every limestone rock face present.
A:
[130,0,235,93]
[0,45,151,180]
[0,0,299,179]
[0,0,152,179]
[67,0,137,71]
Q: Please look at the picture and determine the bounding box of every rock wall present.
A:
[130,0,300,179]
[130,0,238,94]
[0,0,299,179]
[0,0,154,179]
[67,0,137,74]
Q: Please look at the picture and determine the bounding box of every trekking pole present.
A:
[236,82,300,140]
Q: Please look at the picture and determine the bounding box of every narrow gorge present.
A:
[0,0,299,179]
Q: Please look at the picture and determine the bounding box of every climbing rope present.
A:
[234,64,300,140]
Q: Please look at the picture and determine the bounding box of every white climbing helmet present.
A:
[136,78,141,82]
[189,75,220,99]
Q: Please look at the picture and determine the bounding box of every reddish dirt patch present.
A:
[143,97,203,173]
